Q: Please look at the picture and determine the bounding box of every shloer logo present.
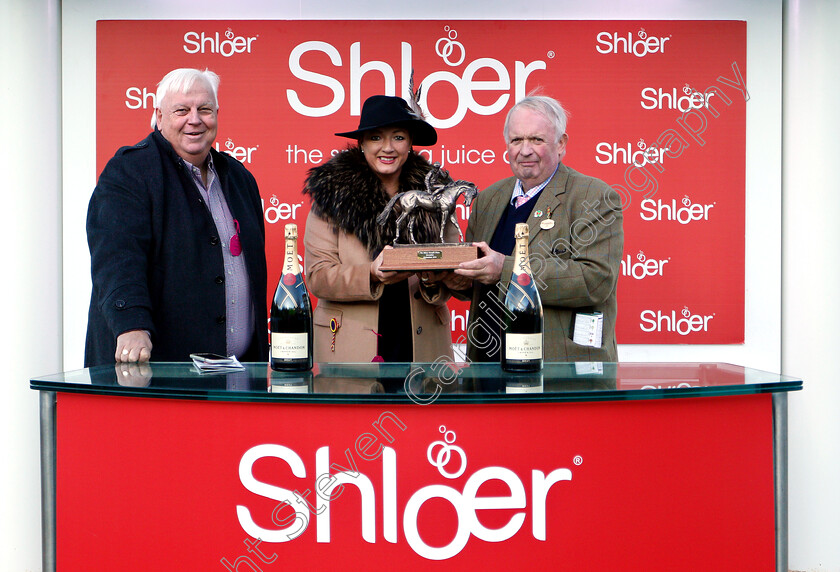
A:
[235,437,574,560]
[621,251,669,280]
[641,86,715,111]
[640,306,714,335]
[183,28,258,57]
[262,196,303,224]
[596,28,670,57]
[214,138,258,164]
[125,86,156,110]
[596,139,664,166]
[639,196,715,224]
[286,39,546,127]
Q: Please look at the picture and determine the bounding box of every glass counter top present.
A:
[30,362,802,404]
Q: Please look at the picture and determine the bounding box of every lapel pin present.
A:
[539,207,554,229]
[330,318,340,352]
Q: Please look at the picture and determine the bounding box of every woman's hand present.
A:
[418,270,473,291]
[370,246,413,285]
[417,270,446,286]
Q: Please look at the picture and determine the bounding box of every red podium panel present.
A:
[56,392,775,570]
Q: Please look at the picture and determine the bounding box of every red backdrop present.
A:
[96,20,746,344]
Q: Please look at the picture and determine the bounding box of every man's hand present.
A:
[454,241,505,285]
[115,330,153,363]
[114,362,153,387]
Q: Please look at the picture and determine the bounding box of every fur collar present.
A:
[303,146,443,256]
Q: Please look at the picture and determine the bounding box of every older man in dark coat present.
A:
[85,68,267,366]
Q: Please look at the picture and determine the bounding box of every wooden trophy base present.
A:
[379,243,478,271]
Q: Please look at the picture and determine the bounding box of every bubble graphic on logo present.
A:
[225,28,234,40]
[225,138,235,151]
[436,26,466,66]
[683,83,693,95]
[270,194,280,207]
[637,139,647,150]
[427,425,467,479]
[682,196,691,207]
[637,251,646,262]
[682,306,691,318]
[638,28,648,39]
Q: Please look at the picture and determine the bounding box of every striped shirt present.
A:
[183,156,254,357]
[510,165,560,208]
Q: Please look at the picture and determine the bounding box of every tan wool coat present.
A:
[304,211,454,363]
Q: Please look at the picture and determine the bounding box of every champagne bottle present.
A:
[502,223,544,372]
[270,224,313,371]
[269,370,313,393]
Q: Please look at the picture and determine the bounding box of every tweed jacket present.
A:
[302,148,455,363]
[464,162,624,362]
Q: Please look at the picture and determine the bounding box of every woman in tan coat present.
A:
[303,95,460,363]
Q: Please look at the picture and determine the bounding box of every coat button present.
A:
[216,315,226,324]
[114,299,126,309]
[210,236,220,246]
[215,276,224,284]
[416,326,423,335]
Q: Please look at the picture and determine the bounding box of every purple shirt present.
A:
[184,156,254,357]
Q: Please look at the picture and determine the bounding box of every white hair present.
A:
[150,68,220,129]
[503,95,569,143]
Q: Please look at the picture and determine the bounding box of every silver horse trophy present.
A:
[376,163,480,271]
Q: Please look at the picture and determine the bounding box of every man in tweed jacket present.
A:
[454,96,624,362]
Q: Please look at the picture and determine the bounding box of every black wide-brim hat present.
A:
[335,95,437,146]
